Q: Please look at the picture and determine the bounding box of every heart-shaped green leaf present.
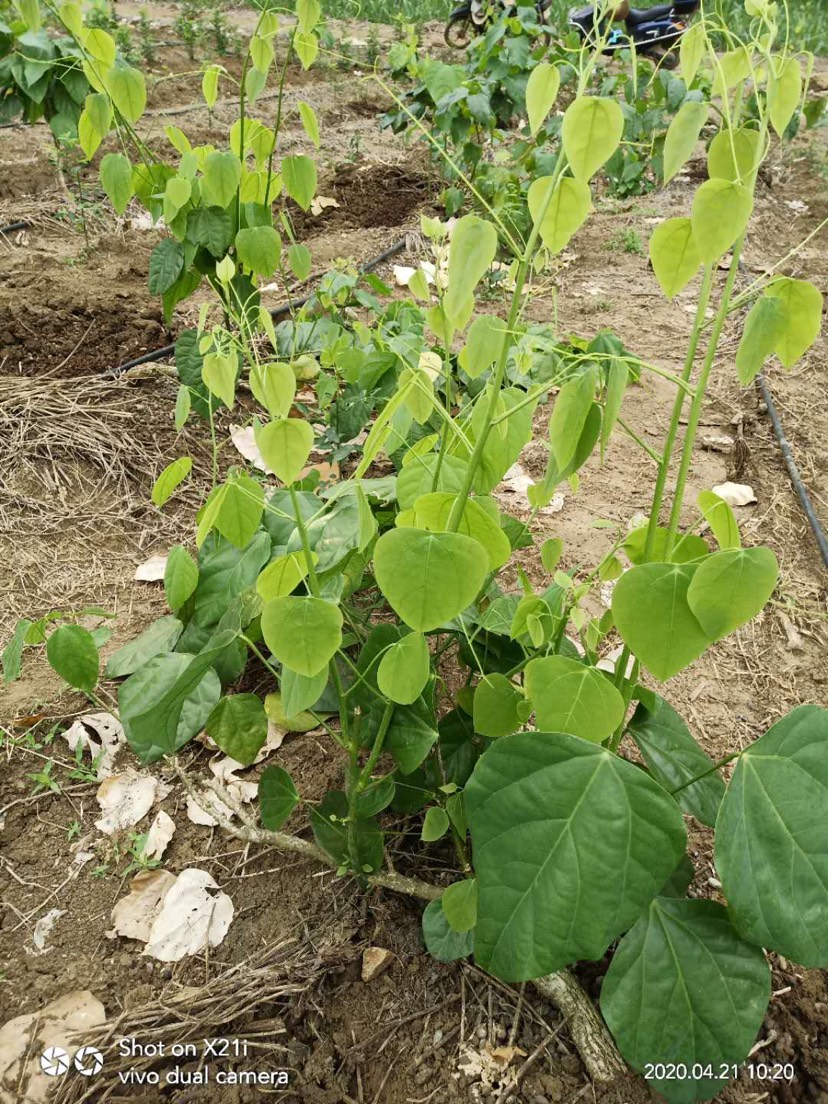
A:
[686,547,777,641]
[377,632,430,705]
[259,764,300,830]
[261,595,342,677]
[649,218,702,299]
[255,418,314,485]
[528,175,591,254]
[562,96,624,181]
[206,693,268,766]
[525,656,625,743]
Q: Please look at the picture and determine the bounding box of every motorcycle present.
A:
[445,0,701,68]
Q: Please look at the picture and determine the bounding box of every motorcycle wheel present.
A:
[444,11,475,47]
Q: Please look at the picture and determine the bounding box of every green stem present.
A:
[358,701,395,789]
[669,751,741,796]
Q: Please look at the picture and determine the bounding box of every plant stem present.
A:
[358,701,395,788]
[669,750,741,797]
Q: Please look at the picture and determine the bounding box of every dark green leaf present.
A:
[46,624,99,692]
[105,615,184,679]
[206,693,268,766]
[422,899,474,962]
[259,764,300,829]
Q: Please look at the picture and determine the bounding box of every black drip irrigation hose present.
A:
[756,372,828,571]
[107,236,409,379]
[0,220,29,235]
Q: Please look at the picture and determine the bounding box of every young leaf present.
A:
[282,155,317,211]
[105,615,184,679]
[201,350,237,409]
[100,152,133,215]
[540,537,563,574]
[403,493,510,571]
[206,693,268,766]
[525,61,561,136]
[628,696,725,828]
[377,632,430,705]
[255,418,314,485]
[524,656,625,743]
[421,805,449,842]
[107,63,146,123]
[444,214,498,330]
[768,56,802,138]
[2,618,33,684]
[256,550,313,601]
[548,366,598,471]
[734,295,789,384]
[707,128,762,183]
[663,101,709,183]
[202,64,220,107]
[458,314,506,378]
[202,151,242,208]
[649,217,702,299]
[148,239,185,296]
[679,21,705,85]
[164,545,199,613]
[527,176,591,254]
[175,385,191,430]
[697,491,740,551]
[235,226,281,276]
[163,176,191,222]
[473,674,524,739]
[259,765,300,829]
[152,456,192,507]
[601,358,628,458]
[716,705,828,967]
[310,790,383,871]
[46,624,99,692]
[442,878,478,933]
[686,547,778,641]
[601,899,770,1102]
[261,596,343,677]
[373,529,488,633]
[212,477,264,549]
[691,180,753,265]
[562,96,624,182]
[280,665,327,717]
[612,563,711,681]
[466,732,686,980]
[422,899,474,962]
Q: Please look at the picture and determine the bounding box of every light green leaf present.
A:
[259,765,300,829]
[525,61,561,136]
[707,127,762,183]
[174,385,191,430]
[255,418,314,485]
[206,693,268,766]
[765,277,823,368]
[735,294,789,384]
[601,357,628,458]
[197,477,264,549]
[235,225,281,276]
[444,214,498,330]
[528,175,591,254]
[612,563,710,680]
[164,545,199,613]
[377,632,430,705]
[152,456,192,507]
[46,624,99,692]
[525,656,625,743]
[250,362,295,419]
[601,898,770,1103]
[548,366,598,471]
[296,0,320,33]
[713,46,753,96]
[163,176,191,223]
[280,665,327,717]
[466,732,686,980]
[100,152,133,215]
[201,350,237,408]
[663,101,709,183]
[293,29,318,69]
[298,101,320,147]
[768,56,802,138]
[288,242,312,281]
[106,63,146,124]
[649,217,702,300]
[623,526,708,566]
[373,529,488,632]
[249,32,273,72]
[261,596,343,677]
[691,180,753,264]
[202,64,220,108]
[473,673,525,739]
[458,314,506,378]
[2,618,32,684]
[421,805,449,842]
[716,705,828,967]
[679,21,705,86]
[442,878,477,933]
[402,492,510,571]
[202,150,242,208]
[562,96,624,182]
[422,899,474,962]
[282,155,317,211]
[256,550,314,601]
[697,491,740,551]
[540,537,563,574]
[265,691,316,732]
[629,695,725,828]
[686,547,778,640]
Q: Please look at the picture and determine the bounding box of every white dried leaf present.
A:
[143,810,176,861]
[134,554,167,581]
[32,909,65,955]
[186,788,232,827]
[597,644,635,678]
[310,195,339,216]
[496,464,564,515]
[393,264,416,287]
[0,991,106,1104]
[108,869,177,943]
[62,712,125,780]
[142,869,234,962]
[230,425,271,473]
[712,481,757,507]
[95,771,158,835]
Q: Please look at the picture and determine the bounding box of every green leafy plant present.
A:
[7,1,828,1098]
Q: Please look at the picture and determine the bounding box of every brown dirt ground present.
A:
[1,12,827,1104]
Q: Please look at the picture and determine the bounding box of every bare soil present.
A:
[1,12,827,1104]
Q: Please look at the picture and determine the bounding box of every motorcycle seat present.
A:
[625,3,676,24]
